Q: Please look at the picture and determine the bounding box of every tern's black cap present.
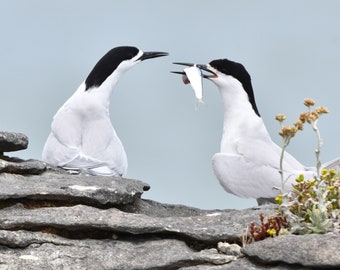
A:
[210,59,260,116]
[85,46,139,90]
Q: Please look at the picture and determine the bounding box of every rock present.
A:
[217,242,242,256]
[180,258,308,269]
[0,171,150,207]
[121,198,276,229]
[242,233,340,268]
[0,203,276,243]
[1,168,337,270]
[0,131,28,152]
[0,230,232,269]
[0,158,46,175]
[0,130,338,270]
[0,131,45,175]
[120,197,213,217]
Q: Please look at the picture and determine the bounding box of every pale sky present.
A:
[1,0,340,209]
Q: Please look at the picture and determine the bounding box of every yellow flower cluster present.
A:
[275,114,286,122]
[279,125,298,138]
[294,120,304,131]
[316,106,329,114]
[304,98,316,107]
[266,228,277,237]
[299,111,318,124]
[275,194,283,204]
[276,98,329,138]
[300,98,329,124]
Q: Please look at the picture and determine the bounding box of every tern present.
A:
[173,59,339,205]
[42,46,168,176]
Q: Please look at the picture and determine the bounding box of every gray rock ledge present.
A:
[0,171,149,207]
[0,230,233,269]
[0,131,46,175]
[0,203,275,242]
[0,167,339,269]
[0,158,46,175]
[0,131,28,152]
[242,233,340,268]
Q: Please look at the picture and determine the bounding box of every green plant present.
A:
[275,98,339,234]
[281,168,340,234]
[248,98,340,241]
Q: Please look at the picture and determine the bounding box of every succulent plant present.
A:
[249,98,339,242]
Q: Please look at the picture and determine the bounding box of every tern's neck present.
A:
[95,70,125,103]
[219,82,259,122]
[72,70,126,110]
[217,83,270,153]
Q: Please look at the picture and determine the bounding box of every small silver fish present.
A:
[182,66,203,102]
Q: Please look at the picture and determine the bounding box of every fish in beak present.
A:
[172,62,216,104]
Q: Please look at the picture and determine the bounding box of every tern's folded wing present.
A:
[236,137,306,172]
[212,153,283,199]
[212,152,315,199]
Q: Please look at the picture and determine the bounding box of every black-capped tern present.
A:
[42,46,168,176]
[173,59,339,205]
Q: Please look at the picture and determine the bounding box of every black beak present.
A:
[139,51,169,61]
[171,62,194,75]
[196,64,217,78]
[173,62,195,67]
[171,62,217,78]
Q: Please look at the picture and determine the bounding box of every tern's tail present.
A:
[322,157,340,170]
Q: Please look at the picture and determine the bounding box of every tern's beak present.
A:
[171,62,217,79]
[171,62,194,76]
[196,64,218,79]
[138,51,169,61]
[171,62,194,75]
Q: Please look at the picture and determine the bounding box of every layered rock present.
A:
[0,131,28,152]
[0,131,339,269]
[243,233,340,269]
[0,131,46,175]
[0,170,246,269]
